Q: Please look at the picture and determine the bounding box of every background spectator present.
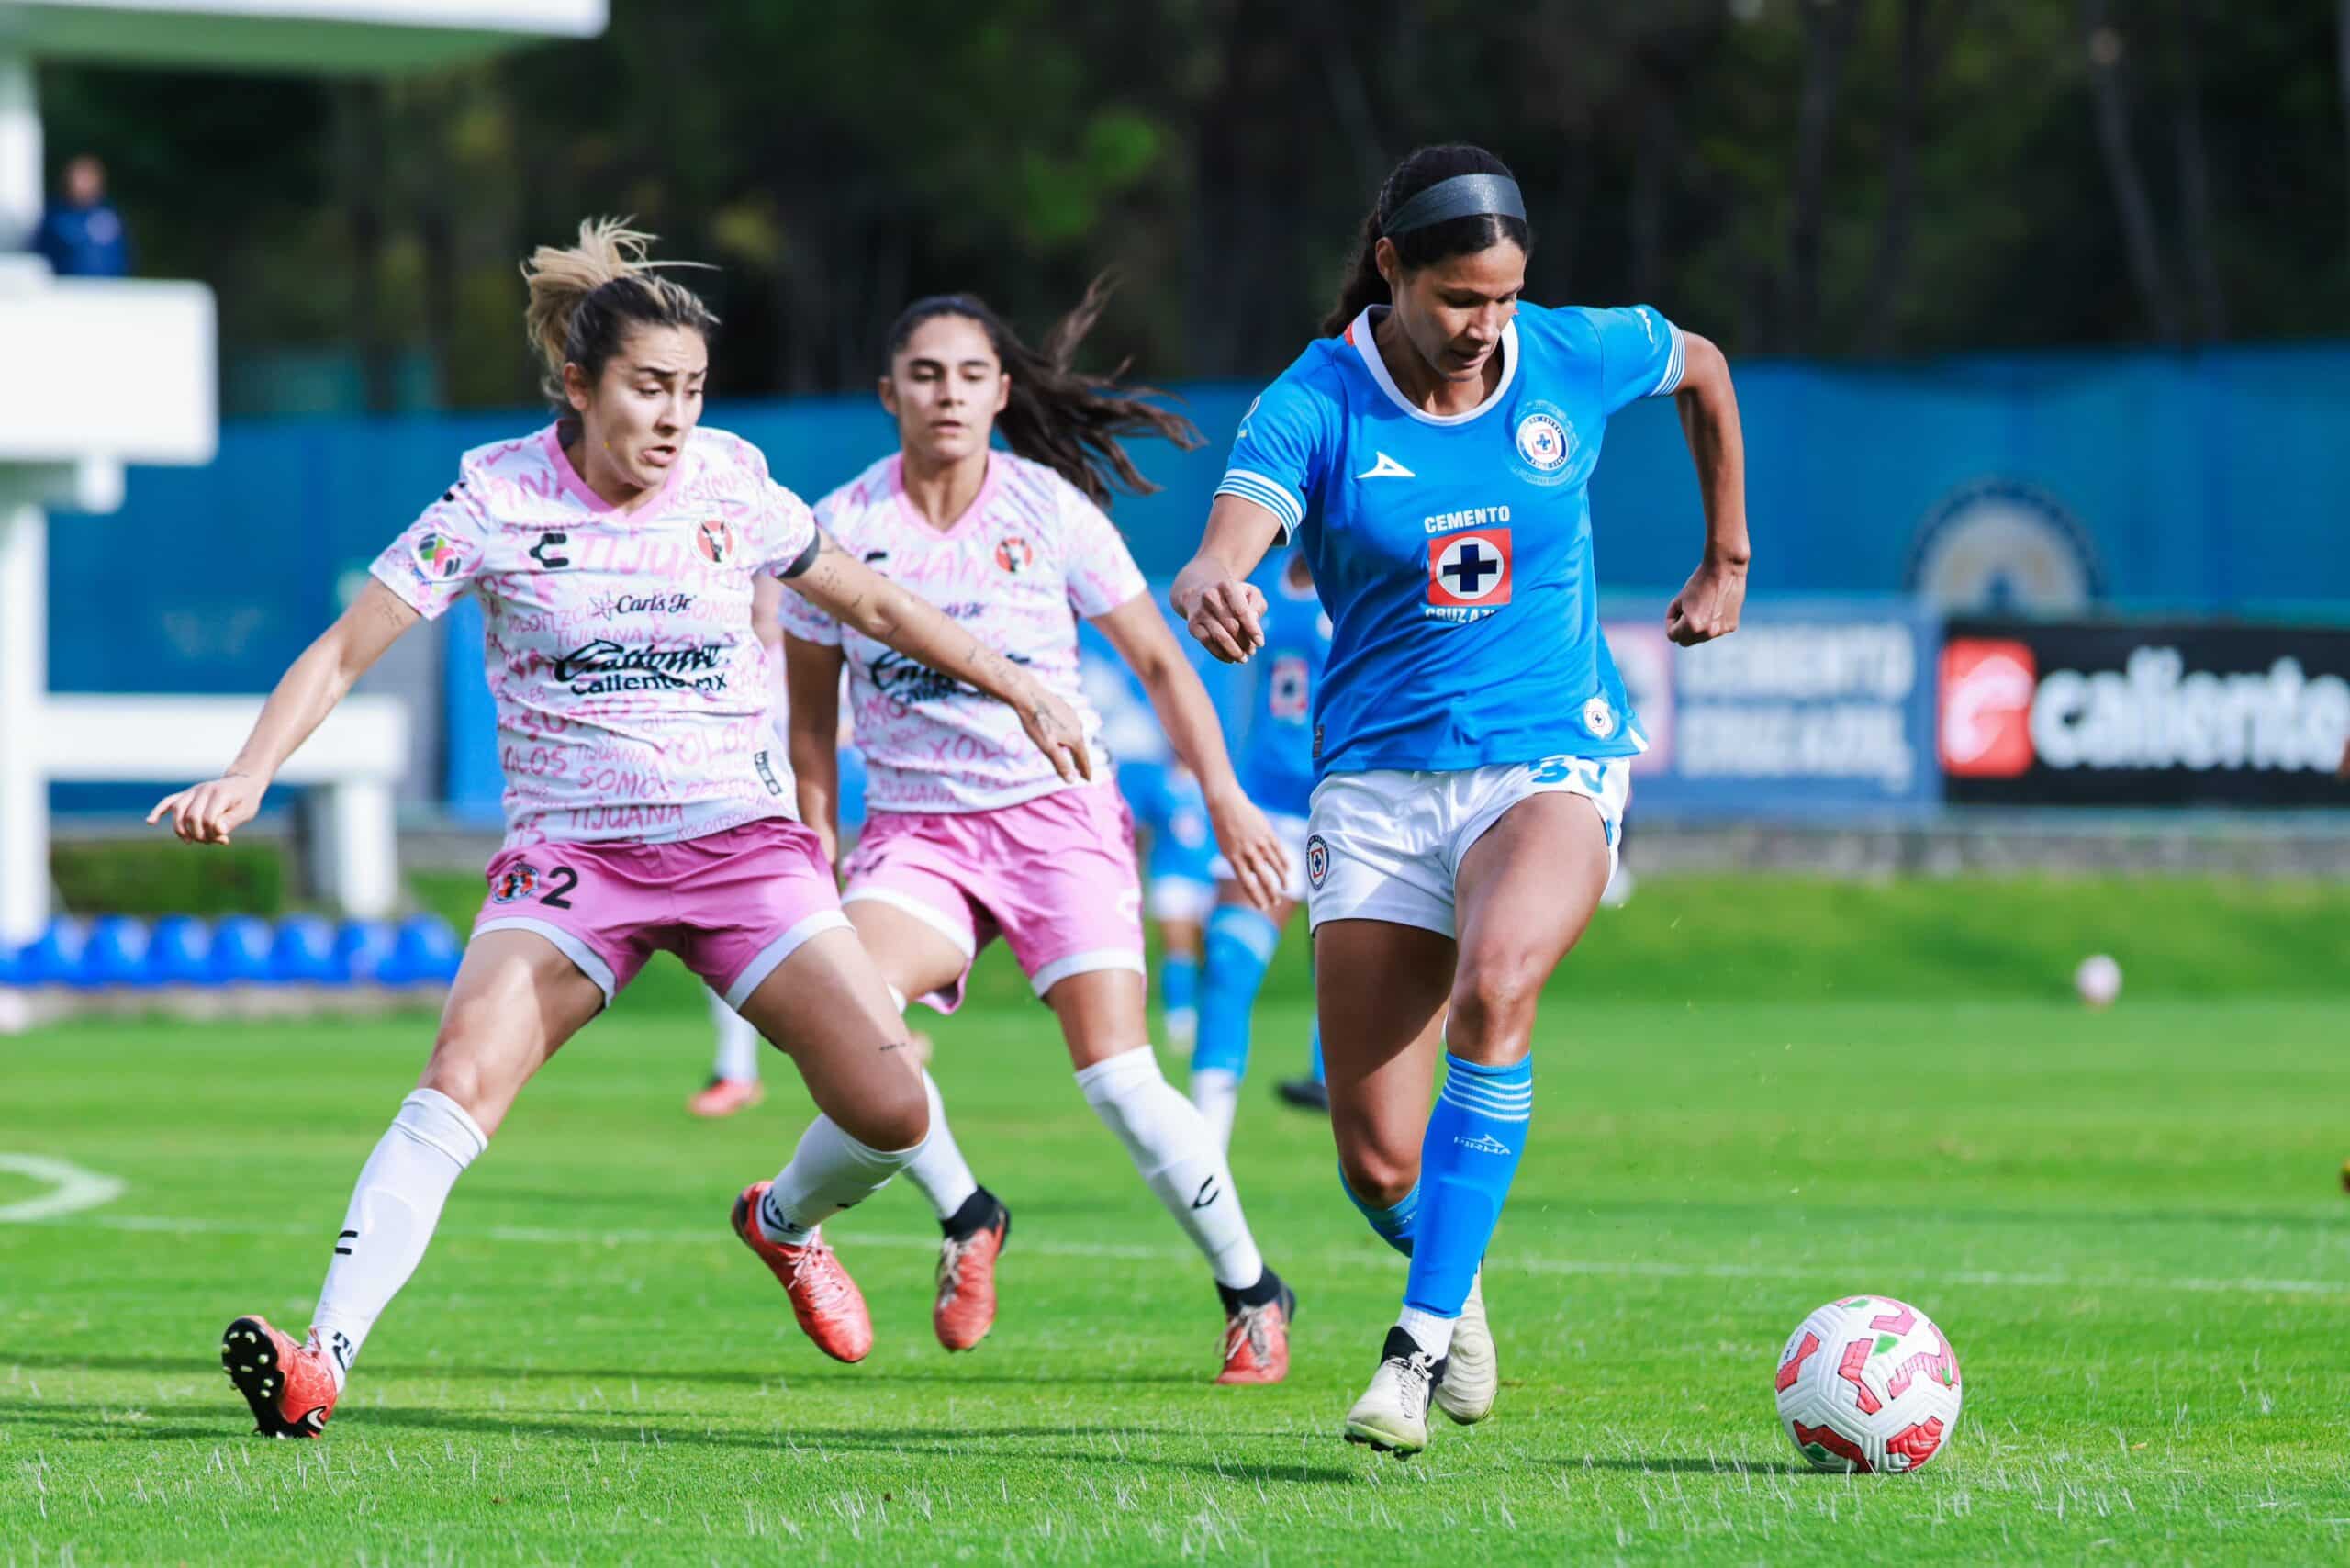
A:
[33,153,130,277]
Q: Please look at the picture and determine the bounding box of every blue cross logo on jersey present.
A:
[1427,529,1514,612]
[1444,541,1502,594]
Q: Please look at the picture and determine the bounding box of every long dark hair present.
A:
[521,218,719,410]
[1322,145,1534,337]
[883,275,1202,508]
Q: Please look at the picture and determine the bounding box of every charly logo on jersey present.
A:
[1427,529,1514,621]
[528,531,571,570]
[490,862,539,902]
[1583,695,1617,738]
[993,535,1035,576]
[1305,834,1330,889]
[1510,398,1579,486]
[694,518,735,566]
[410,531,473,580]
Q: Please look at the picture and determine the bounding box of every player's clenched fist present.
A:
[1665,554,1748,647]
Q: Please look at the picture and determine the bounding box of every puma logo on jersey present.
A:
[1356,452,1415,480]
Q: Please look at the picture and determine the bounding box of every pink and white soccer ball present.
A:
[1773,1295,1963,1473]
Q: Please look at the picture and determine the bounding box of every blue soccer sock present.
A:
[1193,905,1280,1081]
[1342,1169,1419,1258]
[1159,951,1199,1025]
[1307,1019,1325,1085]
[1400,1051,1531,1355]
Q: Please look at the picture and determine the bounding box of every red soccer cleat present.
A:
[1215,1273,1296,1386]
[219,1315,339,1438]
[934,1191,1011,1352]
[688,1076,765,1118]
[732,1182,874,1363]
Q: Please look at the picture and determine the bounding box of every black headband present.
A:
[1381,173,1526,238]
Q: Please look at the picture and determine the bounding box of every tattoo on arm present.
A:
[799,531,871,622]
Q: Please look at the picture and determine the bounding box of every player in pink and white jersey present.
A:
[781,280,1298,1383]
[686,589,932,1119]
[151,221,1090,1439]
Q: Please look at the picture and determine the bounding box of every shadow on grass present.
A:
[0,1399,1359,1484]
[1572,1455,1813,1476]
[0,1349,1203,1388]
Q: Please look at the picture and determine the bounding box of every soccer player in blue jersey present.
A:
[1188,549,1332,1148]
[1173,144,1750,1455]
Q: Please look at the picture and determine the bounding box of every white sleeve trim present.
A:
[1214,468,1304,543]
[1648,319,1689,398]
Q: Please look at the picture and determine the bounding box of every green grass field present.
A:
[4,876,2348,1563]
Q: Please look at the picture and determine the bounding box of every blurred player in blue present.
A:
[1174,144,1750,1455]
[1187,548,1331,1148]
[1125,757,1216,1047]
[1080,602,1220,1048]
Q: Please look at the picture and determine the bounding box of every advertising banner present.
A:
[1941,619,2350,805]
[1602,600,1942,819]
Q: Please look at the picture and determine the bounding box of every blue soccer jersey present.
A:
[1216,300,1684,778]
[1237,560,1331,817]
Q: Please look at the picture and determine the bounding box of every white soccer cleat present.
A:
[1434,1270,1497,1425]
[1343,1327,1442,1457]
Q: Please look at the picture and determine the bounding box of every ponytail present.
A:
[1320,145,1533,337]
[882,274,1201,509]
[520,218,719,408]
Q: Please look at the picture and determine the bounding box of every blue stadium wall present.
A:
[48,340,2350,820]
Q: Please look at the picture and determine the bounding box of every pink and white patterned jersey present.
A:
[369,423,819,847]
[779,451,1148,813]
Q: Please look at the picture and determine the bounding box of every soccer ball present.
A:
[1773,1295,1962,1473]
[2075,954,2122,1008]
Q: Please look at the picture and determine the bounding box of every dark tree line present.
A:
[37,0,2350,409]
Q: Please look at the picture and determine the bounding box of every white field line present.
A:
[0,1154,126,1224]
[54,1209,2350,1300]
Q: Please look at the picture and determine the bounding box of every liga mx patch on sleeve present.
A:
[1427,529,1513,618]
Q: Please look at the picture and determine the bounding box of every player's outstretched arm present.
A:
[787,532,1091,785]
[782,633,848,864]
[1091,593,1291,911]
[1665,330,1751,648]
[148,577,421,845]
[1171,495,1282,664]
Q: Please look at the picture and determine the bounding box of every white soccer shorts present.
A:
[1304,755,1633,937]
[1208,810,1313,906]
[1146,874,1215,925]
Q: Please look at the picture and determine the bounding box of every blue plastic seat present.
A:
[332,918,397,984]
[79,915,152,988]
[17,918,90,986]
[209,914,276,985]
[147,915,214,986]
[378,914,464,986]
[270,914,340,984]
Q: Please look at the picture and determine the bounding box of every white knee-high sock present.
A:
[1188,1069,1240,1154]
[710,991,761,1083]
[757,1116,923,1246]
[903,1070,980,1220]
[309,1088,487,1388]
[1077,1045,1265,1290]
